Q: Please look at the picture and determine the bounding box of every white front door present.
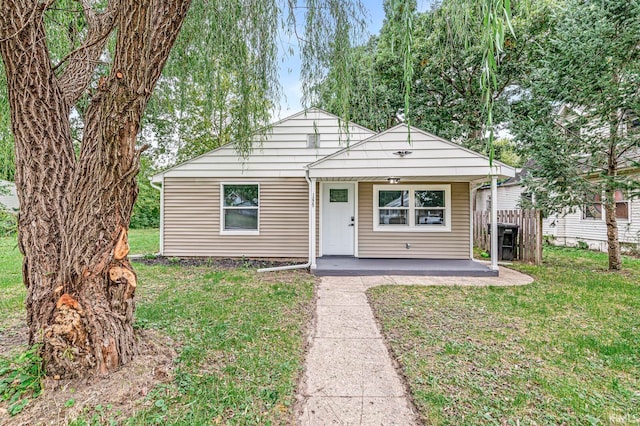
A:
[322,183,355,255]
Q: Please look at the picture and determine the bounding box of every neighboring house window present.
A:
[374,184,451,232]
[307,133,320,148]
[582,190,629,221]
[614,189,629,221]
[221,183,259,234]
[583,193,602,220]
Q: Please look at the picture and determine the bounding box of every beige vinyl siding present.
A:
[163,177,309,258]
[357,182,470,259]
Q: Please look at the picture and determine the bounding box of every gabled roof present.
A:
[151,108,375,182]
[306,124,515,181]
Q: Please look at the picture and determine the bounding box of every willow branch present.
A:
[56,0,119,107]
[0,1,44,42]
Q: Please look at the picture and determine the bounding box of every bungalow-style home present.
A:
[0,180,19,212]
[151,108,515,274]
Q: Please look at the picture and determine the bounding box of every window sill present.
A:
[220,230,260,236]
[373,226,451,233]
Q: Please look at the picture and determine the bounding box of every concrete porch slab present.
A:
[314,257,498,277]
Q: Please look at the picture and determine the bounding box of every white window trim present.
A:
[373,184,452,232]
[220,182,260,235]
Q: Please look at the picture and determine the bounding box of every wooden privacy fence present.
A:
[474,209,543,264]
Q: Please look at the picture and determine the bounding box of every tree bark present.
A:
[0,0,192,378]
[604,195,622,271]
[604,110,622,271]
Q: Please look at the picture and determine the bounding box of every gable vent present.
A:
[307,134,320,148]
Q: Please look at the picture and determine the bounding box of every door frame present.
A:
[318,181,358,257]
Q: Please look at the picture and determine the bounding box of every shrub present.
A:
[0,209,17,237]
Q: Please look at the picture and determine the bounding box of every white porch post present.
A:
[490,176,499,271]
[469,182,474,259]
[310,178,317,270]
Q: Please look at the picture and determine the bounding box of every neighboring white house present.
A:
[475,103,640,253]
[0,180,19,212]
[151,108,515,272]
[474,165,640,252]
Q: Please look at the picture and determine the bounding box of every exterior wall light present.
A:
[387,177,400,184]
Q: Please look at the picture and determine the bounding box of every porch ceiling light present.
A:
[387,177,401,184]
[393,150,412,157]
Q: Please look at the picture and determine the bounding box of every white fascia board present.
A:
[308,165,513,180]
[162,169,307,178]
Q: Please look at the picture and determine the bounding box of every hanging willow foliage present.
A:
[314,0,514,156]
[0,0,515,177]
[386,0,415,132]
[425,0,516,159]
[0,0,368,170]
[480,0,515,164]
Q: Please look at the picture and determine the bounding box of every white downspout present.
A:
[258,171,314,272]
[490,176,499,271]
[149,177,164,256]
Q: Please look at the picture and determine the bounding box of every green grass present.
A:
[0,236,25,328]
[128,264,314,425]
[368,246,640,425]
[128,228,159,255]
[0,229,315,424]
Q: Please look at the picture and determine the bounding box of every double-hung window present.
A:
[221,183,259,234]
[582,189,630,221]
[614,190,630,221]
[374,184,451,232]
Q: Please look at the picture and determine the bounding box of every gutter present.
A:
[149,176,164,256]
[149,179,161,192]
[258,170,314,272]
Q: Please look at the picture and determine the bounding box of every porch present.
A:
[313,256,498,277]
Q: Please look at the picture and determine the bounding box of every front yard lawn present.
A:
[368,246,640,425]
[0,230,315,424]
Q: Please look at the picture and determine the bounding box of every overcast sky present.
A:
[276,0,435,119]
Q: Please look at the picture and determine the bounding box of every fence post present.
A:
[536,209,543,265]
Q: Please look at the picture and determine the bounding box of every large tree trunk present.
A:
[604,197,622,271]
[0,0,191,378]
[604,124,622,271]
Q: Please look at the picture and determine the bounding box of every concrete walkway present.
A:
[296,267,534,425]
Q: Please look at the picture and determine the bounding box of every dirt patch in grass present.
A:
[1,329,177,426]
[0,322,27,358]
